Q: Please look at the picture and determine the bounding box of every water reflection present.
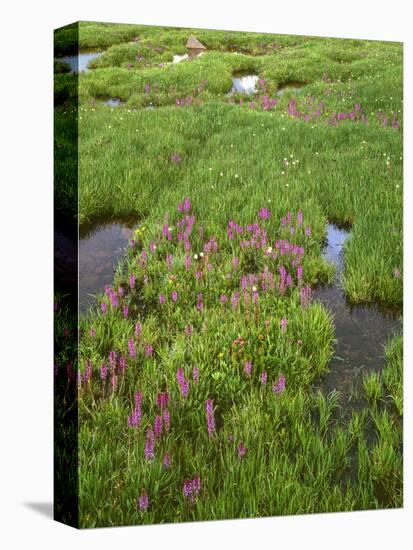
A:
[230,75,259,95]
[79,221,136,312]
[173,54,189,63]
[313,224,402,402]
[103,98,123,107]
[276,81,306,97]
[57,51,102,73]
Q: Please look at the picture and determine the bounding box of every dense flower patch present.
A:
[77,198,336,514]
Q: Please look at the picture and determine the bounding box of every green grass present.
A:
[54,21,315,56]
[56,22,402,306]
[53,22,403,527]
[73,100,402,306]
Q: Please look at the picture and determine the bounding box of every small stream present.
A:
[313,224,402,403]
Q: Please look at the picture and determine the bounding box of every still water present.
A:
[79,221,135,312]
[313,224,402,402]
[229,75,259,95]
[58,51,103,73]
[78,221,402,404]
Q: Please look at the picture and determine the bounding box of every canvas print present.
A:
[54,21,403,528]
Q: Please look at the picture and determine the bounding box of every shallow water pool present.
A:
[57,51,103,73]
[313,224,402,403]
[229,75,259,95]
[79,221,136,312]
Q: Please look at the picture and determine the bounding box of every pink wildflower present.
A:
[244,361,252,376]
[237,442,247,458]
[205,399,215,437]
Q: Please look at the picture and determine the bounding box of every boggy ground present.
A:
[54,22,403,527]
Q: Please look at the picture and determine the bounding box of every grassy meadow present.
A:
[54,22,403,527]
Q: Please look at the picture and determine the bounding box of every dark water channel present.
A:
[313,224,402,404]
[79,221,136,312]
[276,81,306,97]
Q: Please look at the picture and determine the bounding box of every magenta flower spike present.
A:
[259,207,270,220]
[144,428,155,460]
[109,292,118,308]
[183,479,192,499]
[135,391,143,408]
[171,152,182,164]
[109,350,117,370]
[83,361,93,383]
[237,442,247,458]
[138,491,149,511]
[272,374,286,394]
[205,399,216,437]
[100,363,107,380]
[244,361,252,377]
[183,475,201,503]
[156,392,170,410]
[185,254,191,271]
[118,356,126,375]
[163,453,171,469]
[180,379,189,398]
[128,337,136,358]
[176,368,185,386]
[154,415,163,439]
[128,392,142,427]
[192,367,199,383]
[163,409,170,432]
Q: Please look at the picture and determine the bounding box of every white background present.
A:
[0,1,411,547]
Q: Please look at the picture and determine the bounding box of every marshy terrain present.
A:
[54,22,403,527]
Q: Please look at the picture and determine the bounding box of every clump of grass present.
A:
[363,371,383,405]
[382,335,403,415]
[54,59,71,74]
